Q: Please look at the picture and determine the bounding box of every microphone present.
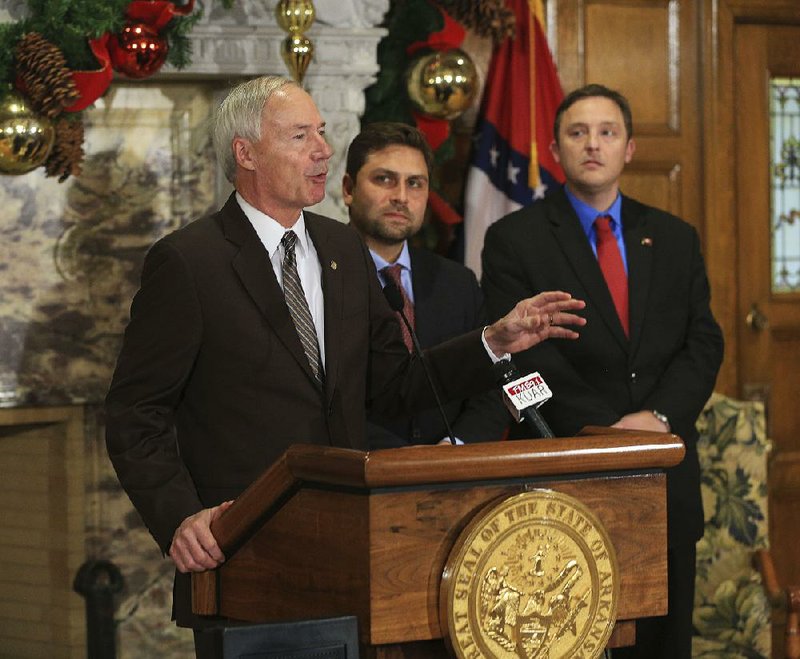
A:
[492,359,555,438]
[382,277,457,445]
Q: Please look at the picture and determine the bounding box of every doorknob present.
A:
[745,303,768,331]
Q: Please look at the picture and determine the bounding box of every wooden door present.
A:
[735,25,800,591]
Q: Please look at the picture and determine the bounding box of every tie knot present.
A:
[281,230,298,253]
[595,215,614,234]
[381,264,404,286]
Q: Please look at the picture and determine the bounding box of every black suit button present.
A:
[630,372,637,382]
[411,428,422,440]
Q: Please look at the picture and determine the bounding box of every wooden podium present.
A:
[192,428,683,658]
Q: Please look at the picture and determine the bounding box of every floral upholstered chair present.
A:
[692,393,772,658]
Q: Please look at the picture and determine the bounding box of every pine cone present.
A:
[434,0,515,43]
[15,32,80,118]
[45,118,84,182]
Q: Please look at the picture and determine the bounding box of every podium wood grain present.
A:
[192,430,683,651]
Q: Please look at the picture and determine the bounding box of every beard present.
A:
[354,205,423,246]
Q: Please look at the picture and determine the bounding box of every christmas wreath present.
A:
[0,0,233,181]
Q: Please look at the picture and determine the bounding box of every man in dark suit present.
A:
[343,122,508,447]
[104,75,586,657]
[481,84,724,659]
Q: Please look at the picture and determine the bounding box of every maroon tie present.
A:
[595,215,629,336]
[381,264,415,352]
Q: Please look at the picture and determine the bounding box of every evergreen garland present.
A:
[0,22,27,89]
[364,0,516,171]
[363,0,443,128]
[432,0,514,42]
[0,1,215,92]
[0,0,228,181]
[363,0,458,170]
[0,1,124,90]
[163,7,203,70]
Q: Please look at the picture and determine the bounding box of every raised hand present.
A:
[484,291,586,357]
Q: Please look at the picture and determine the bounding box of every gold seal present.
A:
[440,490,619,659]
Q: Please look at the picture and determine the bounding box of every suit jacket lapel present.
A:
[221,195,320,386]
[306,212,341,402]
[409,247,436,346]
[547,191,629,350]
[621,196,653,357]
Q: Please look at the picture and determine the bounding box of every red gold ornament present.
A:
[108,22,169,79]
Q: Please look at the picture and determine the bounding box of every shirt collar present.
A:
[369,241,412,274]
[564,187,624,235]
[236,192,309,257]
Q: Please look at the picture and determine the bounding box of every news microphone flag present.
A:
[463,0,565,276]
[501,370,553,423]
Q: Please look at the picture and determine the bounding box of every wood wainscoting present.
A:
[0,406,86,658]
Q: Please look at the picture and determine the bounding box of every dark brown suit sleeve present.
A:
[106,239,205,553]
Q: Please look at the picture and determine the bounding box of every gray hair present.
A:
[211,75,299,183]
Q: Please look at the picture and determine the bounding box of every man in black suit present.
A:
[104,75,586,657]
[481,84,724,659]
[343,122,509,447]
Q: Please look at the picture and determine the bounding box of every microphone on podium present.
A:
[381,276,457,445]
[492,359,555,438]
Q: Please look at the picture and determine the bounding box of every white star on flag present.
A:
[462,0,565,277]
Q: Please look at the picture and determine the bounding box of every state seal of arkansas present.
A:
[440,489,619,659]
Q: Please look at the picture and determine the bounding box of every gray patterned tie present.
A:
[281,231,323,384]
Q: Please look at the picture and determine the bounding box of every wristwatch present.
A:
[651,409,670,431]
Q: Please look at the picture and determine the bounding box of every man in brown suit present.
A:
[105,75,585,657]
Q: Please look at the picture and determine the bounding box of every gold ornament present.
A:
[281,34,314,84]
[0,90,55,175]
[406,48,478,120]
[275,0,316,83]
[275,0,316,33]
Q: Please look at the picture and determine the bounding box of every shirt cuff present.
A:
[481,326,510,364]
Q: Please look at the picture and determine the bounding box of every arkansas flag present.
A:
[463,0,565,276]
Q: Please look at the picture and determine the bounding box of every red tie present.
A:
[381,264,415,352]
[595,215,629,336]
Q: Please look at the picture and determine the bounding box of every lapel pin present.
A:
[330,260,337,270]
[641,237,653,247]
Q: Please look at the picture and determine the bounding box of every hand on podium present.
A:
[613,410,670,433]
[169,500,233,573]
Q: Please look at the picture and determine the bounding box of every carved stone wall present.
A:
[0,0,388,408]
[170,0,390,220]
[0,1,388,656]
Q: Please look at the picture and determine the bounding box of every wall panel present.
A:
[585,1,678,134]
[620,164,682,218]
[550,0,698,226]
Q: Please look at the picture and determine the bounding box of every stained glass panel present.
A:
[771,77,800,292]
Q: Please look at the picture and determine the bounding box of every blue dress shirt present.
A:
[564,188,628,274]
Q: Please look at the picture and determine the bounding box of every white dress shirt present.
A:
[236,193,326,367]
